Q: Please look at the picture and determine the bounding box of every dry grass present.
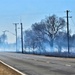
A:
[0,62,21,75]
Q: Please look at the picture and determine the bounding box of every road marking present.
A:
[65,64,71,67]
[0,60,26,75]
[46,61,50,63]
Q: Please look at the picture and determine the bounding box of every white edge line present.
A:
[0,60,27,75]
[65,64,71,67]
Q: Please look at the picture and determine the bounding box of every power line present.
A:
[71,18,75,26]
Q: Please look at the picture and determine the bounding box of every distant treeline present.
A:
[23,14,75,54]
[0,14,75,55]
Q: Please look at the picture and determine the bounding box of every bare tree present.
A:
[32,15,66,52]
[0,33,7,43]
[44,15,65,48]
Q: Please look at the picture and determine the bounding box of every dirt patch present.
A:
[0,61,22,75]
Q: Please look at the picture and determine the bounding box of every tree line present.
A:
[24,14,75,55]
[0,14,75,54]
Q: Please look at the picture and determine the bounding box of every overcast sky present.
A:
[0,0,75,43]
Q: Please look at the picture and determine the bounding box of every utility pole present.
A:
[66,10,71,55]
[3,30,7,51]
[13,23,19,52]
[20,22,23,53]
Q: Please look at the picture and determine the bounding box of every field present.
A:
[0,62,21,75]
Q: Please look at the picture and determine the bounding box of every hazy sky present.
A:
[0,0,75,43]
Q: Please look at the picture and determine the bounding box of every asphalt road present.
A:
[0,52,75,75]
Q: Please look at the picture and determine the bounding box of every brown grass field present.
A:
[0,62,21,75]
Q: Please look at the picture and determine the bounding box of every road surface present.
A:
[0,52,75,75]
